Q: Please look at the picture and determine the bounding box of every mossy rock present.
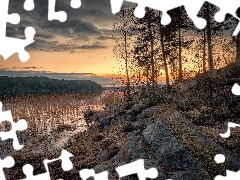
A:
[108,144,121,158]
[193,107,231,126]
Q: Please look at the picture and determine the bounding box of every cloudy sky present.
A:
[0,0,122,86]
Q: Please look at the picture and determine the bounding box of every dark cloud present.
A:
[26,39,107,52]
[34,33,54,39]
[6,0,116,52]
[21,66,40,70]
[77,44,107,50]
[97,35,116,40]
[0,69,115,86]
[40,19,101,36]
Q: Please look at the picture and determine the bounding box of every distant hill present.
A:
[0,76,103,97]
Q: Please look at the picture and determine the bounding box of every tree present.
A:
[113,5,135,99]
[133,8,160,91]
[168,7,194,81]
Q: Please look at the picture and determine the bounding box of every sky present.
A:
[0,0,238,87]
[0,0,121,86]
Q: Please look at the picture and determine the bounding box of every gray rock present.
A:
[121,101,135,110]
[143,121,176,152]
[120,174,138,180]
[155,141,202,172]
[169,171,209,180]
[134,122,144,131]
[118,141,147,162]
[122,114,136,122]
[144,159,166,180]
[123,123,135,132]
[169,111,240,172]
[139,117,155,125]
[116,130,147,163]
[94,162,114,174]
[141,98,152,107]
[127,129,142,140]
[187,80,197,91]
[175,98,190,110]
[84,108,94,118]
[128,103,147,116]
[99,116,112,128]
[143,121,203,172]
[98,151,109,161]
[140,107,158,118]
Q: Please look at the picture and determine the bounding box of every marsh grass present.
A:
[1,91,122,133]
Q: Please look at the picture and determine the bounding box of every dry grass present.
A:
[194,122,240,156]
[1,92,122,134]
[2,91,125,179]
[66,120,128,170]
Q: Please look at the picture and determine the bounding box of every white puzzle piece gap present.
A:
[110,0,240,34]
[24,0,35,11]
[24,0,82,22]
[220,122,240,138]
[232,83,240,96]
[217,82,240,179]
[22,164,50,180]
[214,154,226,164]
[48,0,67,22]
[79,169,109,180]
[0,0,82,62]
[21,149,73,180]
[215,170,240,180]
[71,0,81,9]
[0,156,15,180]
[0,0,35,62]
[0,102,28,150]
[48,0,81,22]
[116,159,158,180]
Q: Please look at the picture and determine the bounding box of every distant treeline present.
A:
[0,76,103,97]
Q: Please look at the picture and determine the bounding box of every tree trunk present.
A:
[122,9,130,99]
[159,21,170,91]
[124,32,130,99]
[147,21,155,89]
[146,44,150,95]
[178,7,183,81]
[203,28,207,73]
[206,2,214,76]
[236,34,240,62]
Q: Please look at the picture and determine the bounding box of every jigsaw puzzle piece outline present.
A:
[110,0,240,34]
[116,159,158,180]
[48,0,81,22]
[215,170,240,180]
[220,122,240,138]
[21,149,73,179]
[48,0,67,22]
[70,0,81,9]
[0,27,35,62]
[207,0,240,35]
[0,156,15,180]
[110,0,207,28]
[24,0,35,11]
[0,0,36,62]
[0,0,20,38]
[79,169,109,180]
[232,83,240,95]
[0,102,28,150]
[22,164,50,180]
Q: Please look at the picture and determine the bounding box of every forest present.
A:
[0,76,103,97]
[113,2,240,98]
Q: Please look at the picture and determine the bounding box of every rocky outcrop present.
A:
[82,96,240,180]
[143,121,204,172]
